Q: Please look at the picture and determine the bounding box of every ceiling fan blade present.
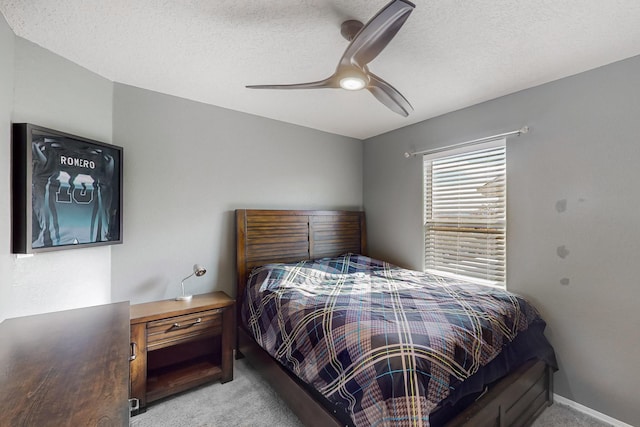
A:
[366,72,413,117]
[340,0,415,69]
[246,77,338,90]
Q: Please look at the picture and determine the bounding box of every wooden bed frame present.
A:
[235,209,553,427]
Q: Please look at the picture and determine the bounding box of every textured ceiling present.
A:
[2,1,640,139]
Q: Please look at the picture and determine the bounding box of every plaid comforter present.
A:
[241,254,544,427]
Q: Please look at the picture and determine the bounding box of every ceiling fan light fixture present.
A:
[340,76,367,91]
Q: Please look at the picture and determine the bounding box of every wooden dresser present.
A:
[0,302,131,426]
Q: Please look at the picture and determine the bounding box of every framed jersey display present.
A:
[11,123,123,253]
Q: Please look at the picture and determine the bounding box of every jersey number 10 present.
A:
[55,171,95,204]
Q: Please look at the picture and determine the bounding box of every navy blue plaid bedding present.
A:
[241,254,546,427]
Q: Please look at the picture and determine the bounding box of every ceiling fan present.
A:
[246,0,416,117]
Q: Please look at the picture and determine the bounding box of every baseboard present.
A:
[553,394,633,427]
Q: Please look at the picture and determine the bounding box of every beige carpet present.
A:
[131,358,611,427]
[531,403,613,427]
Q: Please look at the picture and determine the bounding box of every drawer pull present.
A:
[169,317,202,331]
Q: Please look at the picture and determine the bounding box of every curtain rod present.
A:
[403,126,529,158]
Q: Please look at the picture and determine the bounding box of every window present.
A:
[423,139,506,287]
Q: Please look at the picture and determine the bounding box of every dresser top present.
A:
[0,302,130,426]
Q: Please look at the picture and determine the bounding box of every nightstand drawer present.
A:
[147,309,222,350]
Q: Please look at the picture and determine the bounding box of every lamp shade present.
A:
[194,265,206,277]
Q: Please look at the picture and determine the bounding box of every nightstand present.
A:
[129,291,235,414]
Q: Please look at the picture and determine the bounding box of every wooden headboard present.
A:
[235,209,366,305]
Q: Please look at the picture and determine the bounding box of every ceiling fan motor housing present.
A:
[341,20,364,41]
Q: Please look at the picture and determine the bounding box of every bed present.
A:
[235,209,556,427]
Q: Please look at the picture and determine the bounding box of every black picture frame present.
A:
[11,123,123,254]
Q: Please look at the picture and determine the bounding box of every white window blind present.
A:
[423,139,506,287]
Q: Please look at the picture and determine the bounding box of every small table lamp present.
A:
[176,264,206,301]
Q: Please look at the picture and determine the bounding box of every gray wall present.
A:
[363,55,640,426]
[0,30,114,320]
[0,14,15,322]
[111,84,363,304]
